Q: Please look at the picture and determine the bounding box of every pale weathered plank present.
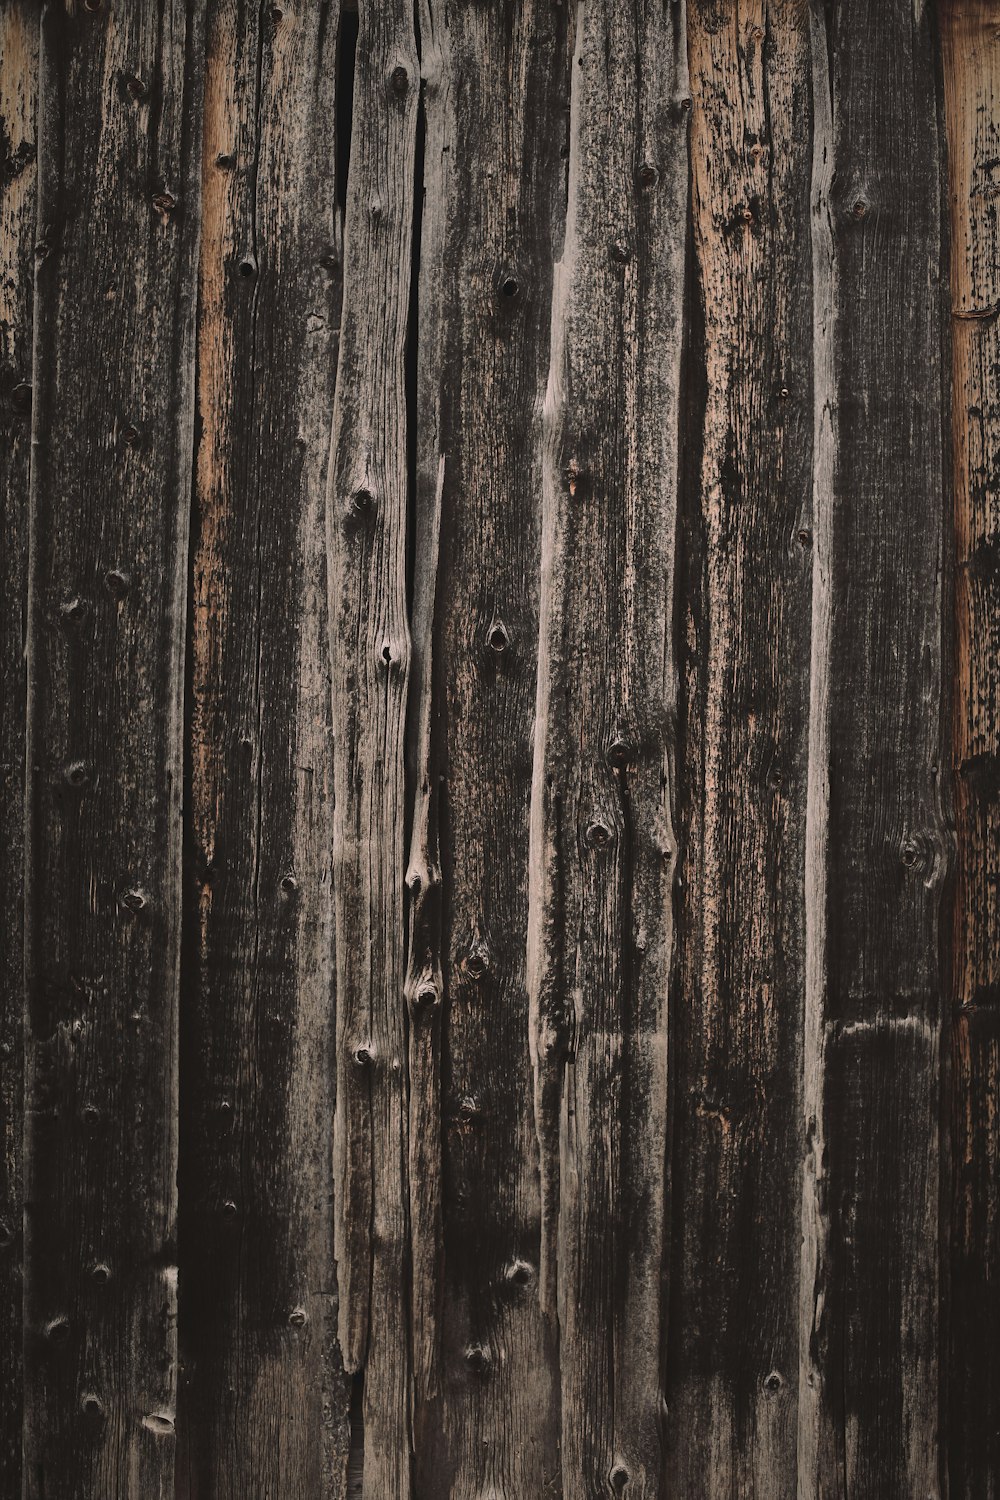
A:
[0,2,37,1488]
[797,3,950,1494]
[941,4,1000,1493]
[326,0,417,1490]
[408,1,568,1492]
[527,0,688,1491]
[666,3,815,1493]
[23,2,204,1494]
[176,2,348,1494]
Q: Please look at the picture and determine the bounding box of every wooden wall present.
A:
[0,1,996,1495]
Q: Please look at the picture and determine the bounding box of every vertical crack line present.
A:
[798,4,836,1492]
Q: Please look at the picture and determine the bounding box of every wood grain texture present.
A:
[326,0,417,1490]
[23,2,204,1494]
[527,1,688,1492]
[798,3,951,1494]
[666,3,815,1493]
[0,2,36,1488]
[176,3,347,1495]
[408,2,568,1493]
[941,5,1000,1493]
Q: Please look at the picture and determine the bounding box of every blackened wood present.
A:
[798,3,950,1493]
[527,0,688,1491]
[941,5,1000,1492]
[0,3,36,1488]
[408,1,568,1491]
[23,2,203,1494]
[326,0,417,1489]
[176,3,347,1494]
[667,3,815,1492]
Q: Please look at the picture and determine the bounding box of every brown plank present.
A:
[527,0,689,1490]
[797,3,950,1493]
[941,4,1000,1493]
[406,1,569,1491]
[666,2,816,1492]
[175,2,347,1494]
[326,0,417,1489]
[22,2,204,1493]
[0,2,37,1489]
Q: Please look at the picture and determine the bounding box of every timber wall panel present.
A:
[23,2,204,1493]
[176,2,347,1494]
[0,2,996,1496]
[0,3,36,1490]
[942,3,1000,1493]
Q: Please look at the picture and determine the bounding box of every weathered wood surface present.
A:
[528,1,687,1492]
[177,3,347,1495]
[942,4,1000,1494]
[1,2,996,1495]
[0,3,36,1490]
[667,3,814,1493]
[798,3,950,1494]
[23,2,203,1494]
[326,0,417,1490]
[410,2,567,1493]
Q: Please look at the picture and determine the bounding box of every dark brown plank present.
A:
[527,0,688,1490]
[23,2,204,1494]
[406,1,569,1491]
[941,4,1000,1493]
[175,3,347,1494]
[0,2,37,1489]
[666,2,815,1492]
[797,3,950,1493]
[326,0,417,1489]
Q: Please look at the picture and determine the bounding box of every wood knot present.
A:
[121,889,147,914]
[288,1307,308,1327]
[390,65,410,98]
[607,736,633,770]
[80,1393,105,1420]
[504,1258,533,1289]
[64,761,91,789]
[585,820,614,851]
[60,596,89,627]
[409,983,440,1017]
[44,1316,71,1345]
[638,163,658,189]
[464,1343,491,1375]
[609,1462,630,1495]
[764,1370,784,1394]
[851,198,868,220]
[152,190,177,214]
[463,946,490,981]
[487,621,509,655]
[221,1199,238,1219]
[353,1043,375,1068]
[90,1263,111,1286]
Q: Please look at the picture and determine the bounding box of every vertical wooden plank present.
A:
[0,1,37,1487]
[327,0,416,1490]
[23,1,203,1494]
[406,2,568,1493]
[941,5,1000,1492]
[798,3,950,1494]
[176,2,347,1494]
[666,2,815,1493]
[527,0,688,1492]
